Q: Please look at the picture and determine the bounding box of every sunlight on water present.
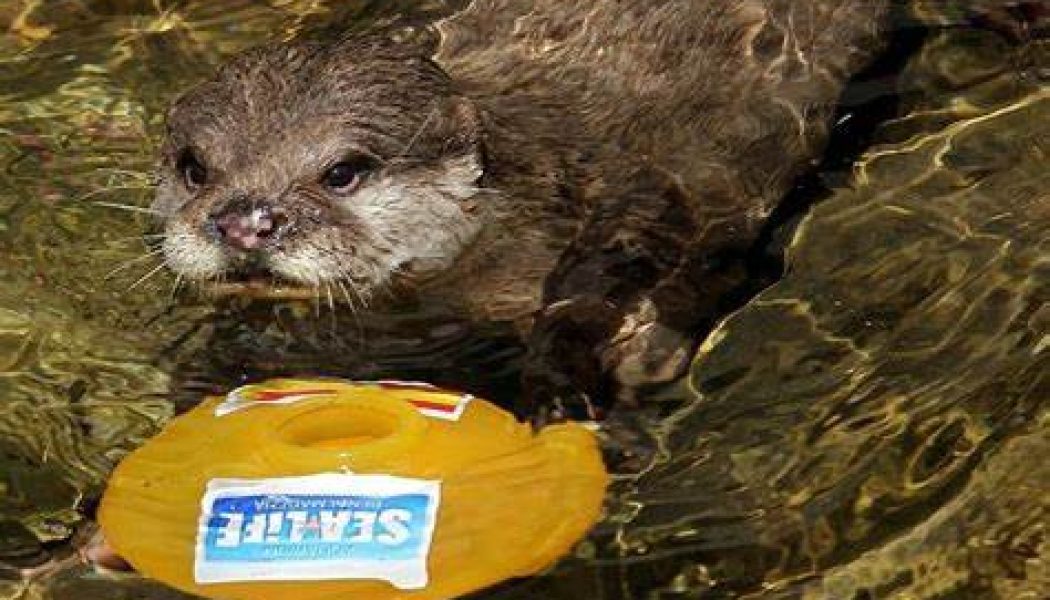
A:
[0,1,1046,598]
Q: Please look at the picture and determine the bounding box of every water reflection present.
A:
[594,6,1050,598]
[0,1,1046,598]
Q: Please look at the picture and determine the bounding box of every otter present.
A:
[152,0,890,421]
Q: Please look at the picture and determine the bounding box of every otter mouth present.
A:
[204,268,321,300]
[206,280,321,300]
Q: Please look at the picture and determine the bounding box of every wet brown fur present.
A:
[154,0,891,419]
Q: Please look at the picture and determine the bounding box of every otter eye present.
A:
[176,149,207,189]
[322,156,375,193]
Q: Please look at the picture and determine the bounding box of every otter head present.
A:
[152,37,486,301]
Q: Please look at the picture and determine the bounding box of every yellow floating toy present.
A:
[99,378,608,599]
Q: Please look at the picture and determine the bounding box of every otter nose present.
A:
[212,204,285,251]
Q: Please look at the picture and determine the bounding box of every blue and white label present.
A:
[194,474,440,589]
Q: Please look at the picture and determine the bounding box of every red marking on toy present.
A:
[408,398,457,413]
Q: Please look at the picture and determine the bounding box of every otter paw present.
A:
[81,529,133,573]
[518,365,606,424]
[601,300,696,405]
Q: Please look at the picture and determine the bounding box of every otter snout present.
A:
[209,201,289,252]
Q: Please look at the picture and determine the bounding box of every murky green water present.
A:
[0,1,1047,598]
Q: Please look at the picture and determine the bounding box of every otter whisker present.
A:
[335,279,366,347]
[104,247,166,279]
[93,167,151,179]
[323,281,334,311]
[334,279,354,308]
[168,273,184,305]
[324,282,338,336]
[95,172,154,190]
[278,238,371,338]
[78,186,151,204]
[341,275,372,310]
[105,232,166,245]
[92,200,162,216]
[126,262,168,293]
[293,239,374,300]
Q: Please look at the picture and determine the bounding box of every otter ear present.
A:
[435,96,485,182]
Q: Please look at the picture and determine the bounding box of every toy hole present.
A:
[277,406,402,451]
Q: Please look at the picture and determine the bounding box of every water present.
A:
[0,1,1047,598]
